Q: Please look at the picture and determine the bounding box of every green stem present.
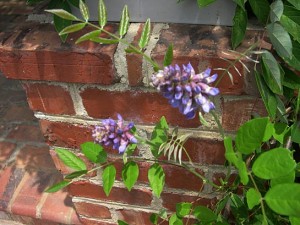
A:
[210,110,225,138]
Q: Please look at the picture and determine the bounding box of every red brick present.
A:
[2,105,35,122]
[161,192,217,212]
[7,124,44,143]
[80,89,200,128]
[0,23,118,84]
[0,142,16,162]
[222,98,267,131]
[126,53,143,86]
[116,209,153,225]
[74,201,111,219]
[80,217,117,225]
[68,181,152,206]
[15,145,54,169]
[23,83,75,115]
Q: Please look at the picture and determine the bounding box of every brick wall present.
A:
[0,21,267,225]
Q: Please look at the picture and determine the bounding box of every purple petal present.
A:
[175,91,183,100]
[203,74,218,84]
[185,110,196,119]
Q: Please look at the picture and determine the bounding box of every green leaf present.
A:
[122,161,139,191]
[283,66,300,89]
[271,171,295,187]
[282,39,300,71]
[287,0,300,10]
[68,0,80,8]
[176,202,192,218]
[163,44,173,67]
[265,183,300,217]
[249,0,270,24]
[252,147,296,179]
[169,214,183,225]
[65,170,87,179]
[273,122,290,144]
[280,5,300,43]
[102,165,116,196]
[290,217,300,225]
[246,188,261,209]
[45,9,79,21]
[90,37,119,44]
[150,213,158,224]
[267,23,293,59]
[224,136,238,165]
[148,163,165,198]
[261,51,284,95]
[196,0,216,7]
[118,220,129,225]
[123,143,137,164]
[236,158,249,185]
[79,0,89,21]
[81,142,107,163]
[255,71,277,119]
[59,23,86,35]
[75,30,102,44]
[98,0,107,28]
[270,0,283,23]
[119,5,129,37]
[231,5,247,49]
[291,122,300,144]
[233,0,245,11]
[55,148,86,171]
[235,117,270,154]
[150,116,169,158]
[193,206,217,223]
[230,194,248,223]
[139,18,151,49]
[45,180,70,193]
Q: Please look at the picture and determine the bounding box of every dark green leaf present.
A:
[196,0,216,7]
[281,5,300,44]
[255,71,277,119]
[68,0,80,8]
[45,9,79,21]
[59,23,86,35]
[169,214,183,225]
[98,0,107,28]
[233,0,245,10]
[118,220,129,225]
[119,5,129,37]
[282,39,300,71]
[287,0,300,10]
[231,5,247,49]
[150,116,169,158]
[65,170,87,179]
[79,0,89,21]
[176,202,192,218]
[81,142,107,163]
[148,163,165,198]
[235,117,271,154]
[55,148,87,171]
[290,217,300,225]
[270,0,283,23]
[163,44,173,67]
[150,213,158,224]
[261,51,283,95]
[193,206,217,223]
[102,165,116,196]
[283,66,300,89]
[265,183,300,216]
[75,30,102,44]
[246,188,261,209]
[139,18,151,49]
[122,144,137,164]
[273,122,290,144]
[267,23,293,59]
[271,171,295,187]
[45,180,70,193]
[249,0,270,24]
[122,161,139,191]
[90,37,119,44]
[291,122,300,144]
[252,147,296,179]
[230,194,248,223]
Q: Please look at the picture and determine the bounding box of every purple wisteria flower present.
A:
[92,114,137,153]
[151,63,219,119]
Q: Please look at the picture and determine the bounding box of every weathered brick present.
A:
[74,201,111,219]
[80,217,117,225]
[116,209,153,225]
[126,53,143,86]
[68,181,152,206]
[0,142,16,162]
[80,89,200,128]
[0,23,118,84]
[7,124,44,143]
[2,104,35,122]
[23,83,75,115]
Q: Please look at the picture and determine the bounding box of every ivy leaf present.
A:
[45,180,70,193]
[79,0,89,21]
[59,23,86,35]
[287,0,300,10]
[267,23,292,59]
[119,5,129,37]
[150,116,169,158]
[122,161,139,191]
[265,183,300,217]
[231,5,247,49]
[176,202,192,218]
[55,148,87,171]
[45,9,79,21]
[249,0,270,24]
[102,165,116,196]
[270,0,284,23]
[196,0,216,7]
[138,18,151,49]
[193,206,217,223]
[280,5,300,43]
[261,51,284,95]
[246,188,261,210]
[98,0,107,28]
[148,163,165,198]
[81,142,107,163]
[252,147,296,179]
[163,44,173,67]
[76,30,102,44]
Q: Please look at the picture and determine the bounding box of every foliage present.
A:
[43,0,300,225]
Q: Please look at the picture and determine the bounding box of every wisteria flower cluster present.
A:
[92,114,137,153]
[151,63,219,119]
